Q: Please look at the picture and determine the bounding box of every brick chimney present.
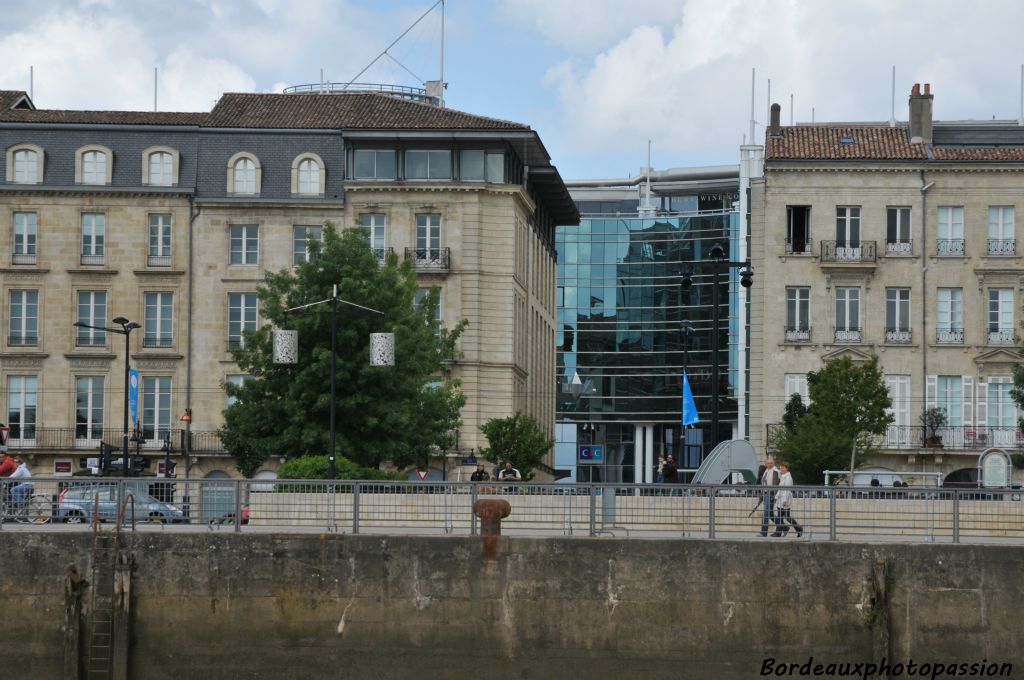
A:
[769,103,782,137]
[908,83,933,144]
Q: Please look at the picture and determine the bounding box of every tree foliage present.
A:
[772,357,893,484]
[478,413,554,481]
[781,393,808,432]
[220,224,466,476]
[276,455,401,481]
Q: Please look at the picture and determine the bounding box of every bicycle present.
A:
[0,487,52,525]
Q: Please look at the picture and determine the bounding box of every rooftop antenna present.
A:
[1019,64,1023,126]
[748,68,756,144]
[154,67,158,112]
[766,78,771,128]
[812,106,816,124]
[343,0,443,93]
[889,65,896,127]
[29,65,33,100]
[640,140,655,216]
[320,68,324,94]
[789,93,794,125]
[440,0,445,108]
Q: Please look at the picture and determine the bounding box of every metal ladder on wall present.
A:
[85,490,136,679]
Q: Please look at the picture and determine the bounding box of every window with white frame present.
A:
[292,225,323,265]
[783,373,809,404]
[8,289,38,346]
[885,288,911,342]
[148,214,172,265]
[76,291,107,346]
[232,157,257,194]
[228,293,257,348]
[225,374,254,408]
[82,150,108,185]
[144,292,173,347]
[988,378,1017,432]
[6,375,37,440]
[988,288,1013,344]
[13,211,37,264]
[360,213,387,261]
[148,152,174,186]
[835,287,860,340]
[785,287,810,339]
[835,206,861,247]
[937,206,964,255]
[988,206,1015,255]
[295,157,321,195]
[81,213,105,263]
[230,224,259,265]
[75,376,105,440]
[936,287,963,343]
[142,376,172,441]
[886,207,911,253]
[936,376,963,426]
[352,149,396,179]
[416,213,442,256]
[885,375,912,431]
[415,287,442,331]
[13,148,40,183]
[405,150,452,180]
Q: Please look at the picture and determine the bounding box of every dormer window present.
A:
[142,146,180,186]
[227,152,261,195]
[291,153,325,196]
[74,145,113,185]
[5,144,44,184]
[405,150,451,180]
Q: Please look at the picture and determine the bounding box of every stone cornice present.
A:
[67,268,118,276]
[133,269,186,277]
[0,267,50,275]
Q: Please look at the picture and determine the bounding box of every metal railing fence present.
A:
[4,478,1023,543]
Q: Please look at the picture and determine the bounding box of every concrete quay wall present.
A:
[4,533,1022,679]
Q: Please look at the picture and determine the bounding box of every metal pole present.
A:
[329,289,337,481]
[710,260,721,455]
[123,329,131,477]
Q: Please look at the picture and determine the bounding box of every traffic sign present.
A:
[417,469,429,481]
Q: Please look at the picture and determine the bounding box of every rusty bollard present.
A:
[473,499,511,561]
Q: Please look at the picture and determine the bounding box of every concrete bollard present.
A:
[473,499,511,561]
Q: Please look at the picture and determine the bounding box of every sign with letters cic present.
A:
[578,445,604,463]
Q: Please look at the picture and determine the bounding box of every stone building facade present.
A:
[0,89,575,479]
[750,85,1024,482]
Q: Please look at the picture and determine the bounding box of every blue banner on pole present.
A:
[128,368,140,431]
[682,370,700,426]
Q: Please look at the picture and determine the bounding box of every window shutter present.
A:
[976,380,987,428]
[962,375,974,427]
[926,375,937,412]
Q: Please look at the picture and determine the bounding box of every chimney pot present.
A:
[924,83,931,95]
[911,83,920,95]
[909,82,934,144]
[769,103,782,137]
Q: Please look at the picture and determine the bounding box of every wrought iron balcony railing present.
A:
[147,254,172,267]
[373,247,394,263]
[884,328,912,344]
[936,328,964,344]
[936,239,965,256]
[143,336,174,348]
[988,329,1015,345]
[987,239,1015,256]
[784,326,811,343]
[12,252,36,265]
[784,239,812,254]
[769,423,1024,452]
[833,327,861,343]
[885,240,913,255]
[405,247,451,271]
[80,253,105,266]
[3,427,228,454]
[820,241,876,263]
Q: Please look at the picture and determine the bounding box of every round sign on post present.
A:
[370,333,395,366]
[272,330,299,364]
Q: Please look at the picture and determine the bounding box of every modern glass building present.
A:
[555,167,743,482]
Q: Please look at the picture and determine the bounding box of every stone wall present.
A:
[4,532,1023,679]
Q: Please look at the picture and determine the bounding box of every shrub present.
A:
[276,455,401,481]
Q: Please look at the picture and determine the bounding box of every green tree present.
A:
[774,357,893,484]
[479,413,555,481]
[220,224,466,477]
[781,393,808,432]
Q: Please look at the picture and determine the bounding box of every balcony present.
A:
[936,328,964,344]
[405,247,451,272]
[75,334,107,348]
[784,326,811,343]
[833,327,861,344]
[884,328,912,344]
[784,239,813,255]
[12,252,36,265]
[373,247,394,264]
[987,329,1015,345]
[885,240,913,256]
[987,239,1015,256]
[2,427,228,455]
[936,239,965,256]
[147,254,171,267]
[80,253,105,266]
[820,241,876,264]
[878,425,1024,451]
[143,335,173,348]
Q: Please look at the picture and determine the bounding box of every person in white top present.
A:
[9,457,33,507]
[772,462,803,537]
[758,458,780,537]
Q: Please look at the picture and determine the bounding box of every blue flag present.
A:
[128,368,140,431]
[682,370,700,426]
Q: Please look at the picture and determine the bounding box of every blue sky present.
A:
[2,0,1024,179]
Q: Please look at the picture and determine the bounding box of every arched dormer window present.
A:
[142,146,180,186]
[291,152,325,196]
[5,143,44,184]
[227,152,261,195]
[75,144,113,185]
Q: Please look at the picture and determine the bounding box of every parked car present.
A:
[58,484,188,524]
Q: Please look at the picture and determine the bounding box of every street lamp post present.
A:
[679,319,693,465]
[74,317,141,476]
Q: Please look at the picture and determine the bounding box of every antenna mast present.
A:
[440,0,445,108]
[889,65,896,127]
[154,67,158,112]
[748,68,755,144]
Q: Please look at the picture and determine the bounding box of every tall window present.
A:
[885,375,912,438]
[230,225,259,265]
[149,152,173,186]
[75,376,105,440]
[415,287,442,330]
[148,213,172,265]
[988,378,1016,432]
[785,287,810,341]
[233,158,256,194]
[8,290,38,346]
[291,226,323,265]
[835,206,861,247]
[353,149,396,179]
[936,376,962,427]
[886,207,911,254]
[81,213,105,264]
[228,293,257,348]
[360,213,387,261]
[936,288,963,343]
[13,212,37,264]
[937,206,964,255]
[7,376,37,440]
[142,376,172,441]
[784,373,809,403]
[416,213,442,257]
[406,150,452,179]
[13,149,39,183]
[76,291,107,346]
[835,287,860,342]
[988,288,1013,344]
[988,206,1015,255]
[82,150,107,184]
[144,292,173,347]
[786,206,810,254]
[297,158,320,195]
[885,288,911,343]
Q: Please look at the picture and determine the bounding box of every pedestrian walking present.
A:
[772,462,803,537]
[758,458,780,537]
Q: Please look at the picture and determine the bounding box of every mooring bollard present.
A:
[473,499,511,560]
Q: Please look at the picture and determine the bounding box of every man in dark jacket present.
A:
[662,455,678,483]
[470,464,490,482]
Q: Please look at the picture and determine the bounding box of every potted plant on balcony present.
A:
[921,407,946,448]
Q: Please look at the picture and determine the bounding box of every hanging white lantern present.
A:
[272,330,299,364]
[369,333,395,366]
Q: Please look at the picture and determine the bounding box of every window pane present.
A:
[460,150,484,180]
[486,153,505,182]
[375,151,395,178]
[406,150,428,179]
[428,150,451,179]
